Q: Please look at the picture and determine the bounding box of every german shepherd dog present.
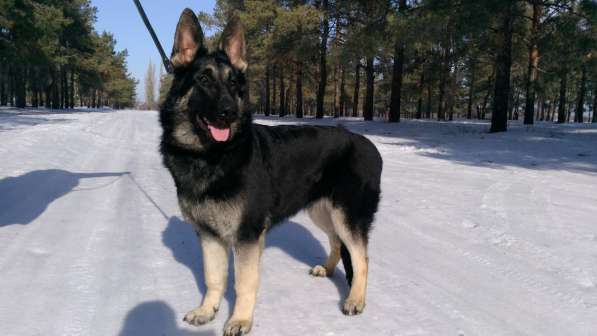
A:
[159,9,382,336]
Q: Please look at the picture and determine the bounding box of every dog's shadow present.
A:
[162,216,349,308]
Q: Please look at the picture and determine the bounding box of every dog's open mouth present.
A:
[199,117,231,142]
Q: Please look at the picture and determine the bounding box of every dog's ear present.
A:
[171,8,204,69]
[219,16,247,72]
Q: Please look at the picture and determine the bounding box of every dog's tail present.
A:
[340,243,353,287]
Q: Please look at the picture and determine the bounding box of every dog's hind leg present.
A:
[310,235,341,277]
[330,207,369,316]
[308,200,341,277]
[183,230,229,326]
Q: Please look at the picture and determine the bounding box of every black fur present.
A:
[340,243,353,286]
[159,12,382,281]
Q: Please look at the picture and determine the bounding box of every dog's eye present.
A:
[229,77,237,86]
[198,74,210,85]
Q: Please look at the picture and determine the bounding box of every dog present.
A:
[159,9,382,336]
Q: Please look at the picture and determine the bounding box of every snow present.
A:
[1,107,596,336]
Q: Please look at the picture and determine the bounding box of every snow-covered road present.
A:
[1,109,596,336]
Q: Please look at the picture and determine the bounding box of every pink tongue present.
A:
[207,124,231,142]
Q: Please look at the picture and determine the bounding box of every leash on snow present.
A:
[126,173,170,221]
[132,0,174,74]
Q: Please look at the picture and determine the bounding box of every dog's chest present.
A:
[179,195,245,242]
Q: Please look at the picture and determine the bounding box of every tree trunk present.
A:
[593,84,597,123]
[8,65,15,106]
[389,0,408,122]
[426,79,432,119]
[64,68,70,109]
[416,72,425,119]
[363,56,374,121]
[481,71,494,119]
[79,84,84,108]
[513,89,521,120]
[51,75,59,109]
[272,65,277,115]
[91,89,96,109]
[467,59,476,119]
[437,57,446,120]
[70,69,75,108]
[45,75,52,108]
[539,97,545,121]
[575,65,587,123]
[447,61,459,121]
[524,0,541,125]
[38,84,44,107]
[352,61,361,117]
[0,62,6,106]
[15,65,26,108]
[285,86,291,117]
[295,63,303,118]
[264,64,271,116]
[548,96,556,121]
[29,67,36,108]
[490,2,515,133]
[60,67,65,109]
[509,89,518,120]
[389,40,405,123]
[339,64,347,117]
[333,64,339,117]
[316,0,329,119]
[557,72,567,123]
[279,67,285,117]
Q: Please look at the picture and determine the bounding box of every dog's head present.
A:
[161,9,249,152]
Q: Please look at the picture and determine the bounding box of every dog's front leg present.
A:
[184,230,229,326]
[223,232,265,336]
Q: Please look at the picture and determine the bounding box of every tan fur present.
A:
[308,199,369,314]
[308,200,341,276]
[224,231,265,336]
[221,66,231,81]
[330,207,368,315]
[179,194,245,244]
[173,120,202,149]
[172,88,204,151]
[204,64,218,75]
[183,231,229,325]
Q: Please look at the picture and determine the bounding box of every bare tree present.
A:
[145,60,156,110]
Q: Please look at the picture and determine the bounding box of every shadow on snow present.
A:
[121,215,350,334]
[0,169,128,227]
[118,300,216,336]
[255,115,597,174]
[0,107,112,130]
[161,216,349,308]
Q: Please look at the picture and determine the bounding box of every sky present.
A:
[91,0,217,103]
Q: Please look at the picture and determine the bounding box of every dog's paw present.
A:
[183,305,217,326]
[342,297,365,316]
[223,319,252,336]
[309,265,329,277]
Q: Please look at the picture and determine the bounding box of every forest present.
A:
[0,0,137,110]
[188,0,597,132]
[3,1,597,132]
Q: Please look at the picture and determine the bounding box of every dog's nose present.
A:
[218,98,234,117]
[218,107,231,118]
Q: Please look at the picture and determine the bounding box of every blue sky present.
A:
[91,0,216,103]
